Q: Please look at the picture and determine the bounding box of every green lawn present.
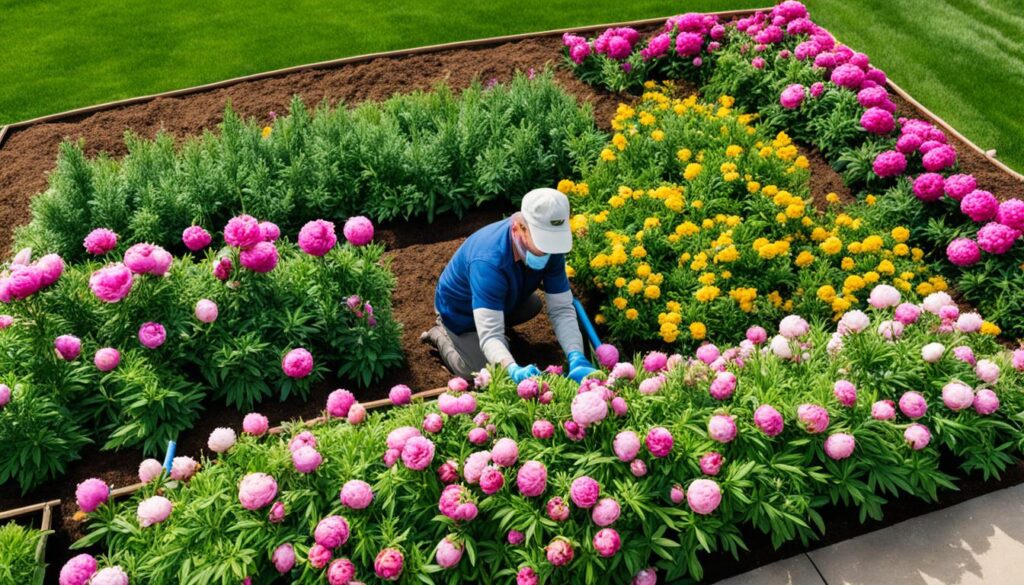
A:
[1,0,1021,172]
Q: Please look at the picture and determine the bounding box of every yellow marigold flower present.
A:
[841,256,855,271]
[667,234,680,243]
[887,227,909,244]
[719,95,735,108]
[863,271,880,284]
[612,133,628,151]
[636,263,652,278]
[566,265,575,278]
[817,285,837,302]
[776,145,798,161]
[826,192,840,204]
[795,251,815,267]
[701,218,715,229]
[679,252,692,264]
[877,260,895,274]
[643,217,661,230]
[752,237,770,251]
[690,253,708,271]
[590,254,609,269]
[651,130,665,141]
[574,183,589,196]
[676,221,699,236]
[773,131,792,148]
[600,149,616,162]
[684,163,702,181]
[557,179,575,194]
[831,297,851,312]
[835,213,853,227]
[725,215,742,227]
[930,276,949,291]
[911,248,924,261]
[848,242,863,254]
[726,144,744,157]
[747,181,761,193]
[767,291,783,307]
[609,195,626,208]
[698,272,716,285]
[893,278,910,292]
[665,196,684,212]
[625,308,639,320]
[592,210,609,223]
[627,279,644,295]
[262,126,273,138]
[631,246,647,259]
[900,271,915,281]
[594,314,606,325]
[775,212,788,224]
[614,277,626,288]
[862,235,884,253]
[893,243,909,256]
[844,275,866,291]
[794,155,810,169]
[866,194,877,205]
[677,148,693,162]
[569,214,588,233]
[645,285,661,299]
[691,200,703,209]
[715,245,739,263]
[980,321,1001,336]
[647,273,664,285]
[639,111,657,126]
[690,322,707,339]
[785,204,804,219]
[613,297,629,311]
[721,270,732,279]
[916,282,934,296]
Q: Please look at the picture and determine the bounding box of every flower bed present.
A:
[68,294,1023,583]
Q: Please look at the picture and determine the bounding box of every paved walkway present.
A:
[715,484,1024,585]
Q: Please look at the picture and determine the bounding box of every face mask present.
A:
[525,250,550,270]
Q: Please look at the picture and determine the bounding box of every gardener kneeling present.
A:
[420,188,597,383]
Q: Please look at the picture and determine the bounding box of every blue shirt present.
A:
[436,218,570,334]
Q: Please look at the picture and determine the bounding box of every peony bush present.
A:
[0,521,48,585]
[73,298,1023,583]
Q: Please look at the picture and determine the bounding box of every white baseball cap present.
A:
[521,188,572,254]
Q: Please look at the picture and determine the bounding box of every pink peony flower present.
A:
[401,435,436,471]
[961,190,1000,222]
[436,536,464,569]
[643,351,668,372]
[212,256,233,281]
[633,568,658,585]
[59,553,98,585]
[780,84,806,109]
[922,145,957,172]
[462,451,492,484]
[833,380,857,407]
[861,107,895,134]
[973,389,1000,415]
[516,378,539,400]
[630,458,648,477]
[709,371,737,400]
[138,458,163,484]
[611,362,637,380]
[942,381,975,411]
[239,241,279,272]
[54,335,82,361]
[327,559,356,585]
[611,396,628,417]
[272,543,295,574]
[753,404,784,436]
[546,537,575,566]
[137,495,173,527]
[467,426,488,445]
[76,478,110,513]
[324,389,355,419]
[976,359,1000,384]
[954,345,976,365]
[207,427,236,453]
[831,63,865,88]
[374,548,404,581]
[873,150,907,178]
[638,375,665,395]
[308,543,333,569]
[591,497,621,526]
[977,222,1021,254]
[289,430,317,452]
[315,515,351,549]
[181,226,212,251]
[570,476,600,508]
[84,228,118,255]
[563,420,586,441]
[282,348,313,378]
[268,501,285,523]
[124,243,173,276]
[944,174,977,201]
[824,433,856,460]
[194,299,218,323]
[946,238,981,266]
[921,342,945,363]
[422,412,443,434]
[686,479,722,515]
[899,391,928,419]
[595,344,619,368]
[241,412,269,436]
[571,391,608,426]
[675,31,704,56]
[388,384,412,406]
[259,221,281,242]
[491,438,519,467]
[708,414,737,443]
[594,528,621,557]
[89,263,134,302]
[138,322,166,349]
[699,452,723,475]
[871,400,896,420]
[746,326,768,344]
[238,473,277,510]
[547,496,570,521]
[292,446,323,473]
[517,460,548,497]
[344,216,375,246]
[517,567,540,585]
[779,314,810,338]
[297,219,338,257]
[0,385,9,409]
[912,173,945,202]
[645,427,674,458]
[868,284,901,309]
[89,567,129,585]
[613,431,640,462]
[479,465,505,494]
[170,456,199,481]
[36,254,64,287]
[997,199,1024,231]
[904,423,932,450]
[224,215,263,249]
[0,315,11,329]
[532,419,554,439]
[508,530,525,545]
[797,404,830,434]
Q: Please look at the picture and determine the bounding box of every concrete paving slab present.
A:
[713,554,826,585]
[808,484,1024,585]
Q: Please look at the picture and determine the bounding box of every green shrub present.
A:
[0,521,48,585]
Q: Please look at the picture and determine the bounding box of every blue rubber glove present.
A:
[507,363,542,384]
[567,351,598,383]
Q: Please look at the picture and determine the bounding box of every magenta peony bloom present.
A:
[36,254,64,287]
[0,315,11,329]
[89,567,129,585]
[491,438,519,467]
[899,391,928,419]
[436,536,464,569]
[633,568,658,585]
[59,553,98,585]
[830,63,865,88]
[630,458,648,477]
[922,144,957,171]
[138,322,166,349]
[293,446,323,473]
[388,383,412,406]
[242,412,269,436]
[570,475,600,508]
[343,216,375,246]
[75,478,110,513]
[944,174,977,201]
[709,371,737,400]
[508,530,525,545]
[327,389,356,418]
[194,299,218,323]
[546,537,575,566]
[904,423,932,450]
[516,378,539,400]
[308,543,333,569]
[374,547,404,581]
[298,219,338,256]
[259,221,281,242]
[89,263,134,302]
[593,528,621,557]
[124,243,173,276]
[4,264,41,300]
[327,558,355,585]
[746,326,768,344]
[645,427,674,458]
[401,435,436,471]
[912,173,945,202]
[571,391,608,426]
[272,543,295,574]
[953,345,976,364]
[613,430,640,462]
[643,351,668,372]
[545,496,570,522]
[282,347,313,378]
[516,460,548,497]
[0,384,8,409]
[182,226,212,251]
[212,256,233,281]
[595,344,619,368]
[973,389,1000,415]
[422,412,443,433]
[54,335,82,361]
[84,228,118,255]
[611,396,628,417]
[686,479,722,515]
[532,419,554,439]
[207,427,236,453]
[268,501,286,523]
[977,222,1021,254]
[942,381,975,411]
[860,107,895,134]
[238,473,277,510]
[873,150,907,178]
[138,458,163,484]
[700,451,724,476]
[479,465,505,494]
[137,495,173,527]
[824,433,856,460]
[675,31,704,56]
[518,567,540,585]
[708,414,737,442]
[946,238,981,266]
[170,456,199,481]
[870,399,895,420]
[997,199,1024,231]
[288,431,317,452]
[563,420,586,441]
[779,84,806,109]
[797,404,830,434]
[961,190,999,223]
[224,215,262,249]
[315,515,351,549]
[239,241,279,272]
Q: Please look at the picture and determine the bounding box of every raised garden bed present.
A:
[1,3,1023,583]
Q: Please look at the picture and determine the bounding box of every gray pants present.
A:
[420,293,543,379]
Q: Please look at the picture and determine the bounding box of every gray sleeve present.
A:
[545,290,585,356]
[473,308,515,367]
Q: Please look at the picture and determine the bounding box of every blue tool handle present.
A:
[573,297,602,351]
[162,440,177,473]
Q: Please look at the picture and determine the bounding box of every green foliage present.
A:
[14,71,603,263]
[0,521,48,585]
[76,311,1024,583]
